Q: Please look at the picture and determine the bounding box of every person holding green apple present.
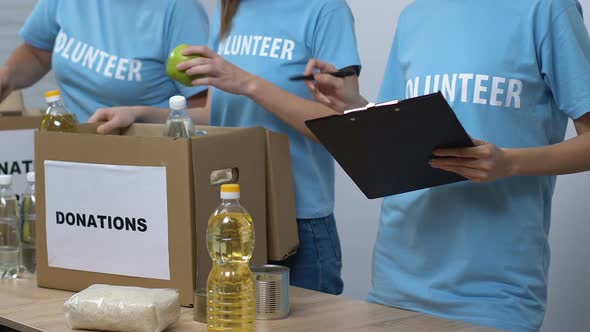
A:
[91,0,361,296]
[0,0,209,122]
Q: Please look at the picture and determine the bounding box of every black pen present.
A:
[289,69,356,81]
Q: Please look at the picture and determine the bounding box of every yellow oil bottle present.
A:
[41,90,78,133]
[206,184,256,331]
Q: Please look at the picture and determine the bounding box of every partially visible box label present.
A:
[0,129,35,199]
[45,160,170,280]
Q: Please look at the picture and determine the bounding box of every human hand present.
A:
[89,106,143,134]
[175,46,258,96]
[303,59,364,113]
[430,138,515,182]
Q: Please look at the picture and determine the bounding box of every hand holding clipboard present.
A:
[305,92,474,199]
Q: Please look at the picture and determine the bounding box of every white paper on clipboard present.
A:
[343,100,399,114]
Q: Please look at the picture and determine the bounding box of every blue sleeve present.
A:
[539,3,590,120]
[310,1,361,72]
[165,0,210,97]
[378,27,404,103]
[19,0,59,51]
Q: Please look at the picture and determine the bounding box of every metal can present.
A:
[251,265,290,320]
[193,288,207,324]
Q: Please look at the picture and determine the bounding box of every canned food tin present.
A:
[193,288,207,323]
[251,265,290,320]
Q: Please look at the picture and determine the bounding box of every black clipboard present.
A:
[305,92,474,199]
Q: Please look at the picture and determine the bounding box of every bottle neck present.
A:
[221,198,240,205]
[25,183,35,195]
[47,100,63,108]
[169,107,189,118]
[0,185,15,198]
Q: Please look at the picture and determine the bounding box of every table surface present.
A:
[0,278,498,332]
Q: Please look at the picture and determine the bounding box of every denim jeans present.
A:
[278,214,343,295]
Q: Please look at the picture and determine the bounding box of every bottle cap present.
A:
[26,172,35,183]
[221,184,240,199]
[44,90,61,103]
[169,95,187,110]
[0,175,12,186]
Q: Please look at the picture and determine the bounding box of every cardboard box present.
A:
[35,123,297,306]
[0,91,43,197]
[0,91,25,116]
[265,131,299,261]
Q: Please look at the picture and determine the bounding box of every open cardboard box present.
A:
[35,123,298,306]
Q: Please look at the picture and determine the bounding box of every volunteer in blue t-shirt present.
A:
[91,0,361,295]
[304,0,590,331]
[0,0,209,122]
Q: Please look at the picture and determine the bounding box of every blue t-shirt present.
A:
[370,1,590,331]
[20,0,209,122]
[208,0,361,218]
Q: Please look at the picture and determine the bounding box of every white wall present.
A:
[1,1,588,331]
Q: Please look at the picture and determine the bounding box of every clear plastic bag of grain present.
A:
[64,284,180,332]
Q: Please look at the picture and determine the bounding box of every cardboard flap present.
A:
[191,127,268,289]
[0,91,25,116]
[121,124,253,138]
[265,131,299,261]
[0,116,42,130]
[122,123,163,137]
[78,122,121,135]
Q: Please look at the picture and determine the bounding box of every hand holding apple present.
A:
[174,45,258,96]
[166,44,202,86]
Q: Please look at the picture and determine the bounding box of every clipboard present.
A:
[305,92,474,199]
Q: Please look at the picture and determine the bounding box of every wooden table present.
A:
[0,278,497,332]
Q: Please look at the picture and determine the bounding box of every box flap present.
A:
[122,124,243,138]
[77,122,122,135]
[265,130,299,261]
[0,115,42,130]
[122,123,164,137]
[0,91,25,115]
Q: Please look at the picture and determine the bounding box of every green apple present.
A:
[166,44,202,86]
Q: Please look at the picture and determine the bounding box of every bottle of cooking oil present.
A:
[41,90,78,132]
[20,172,36,275]
[163,95,196,138]
[0,175,21,279]
[207,184,256,331]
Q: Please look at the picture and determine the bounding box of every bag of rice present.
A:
[64,284,180,332]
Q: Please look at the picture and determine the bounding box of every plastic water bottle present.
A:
[20,172,36,275]
[207,184,256,331]
[163,95,196,138]
[41,90,78,132]
[0,175,21,279]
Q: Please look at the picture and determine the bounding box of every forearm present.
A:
[4,43,52,89]
[506,132,590,176]
[188,107,210,125]
[245,76,339,140]
[187,90,209,125]
[131,107,169,124]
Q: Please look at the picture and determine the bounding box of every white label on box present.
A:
[0,129,35,199]
[44,160,170,280]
